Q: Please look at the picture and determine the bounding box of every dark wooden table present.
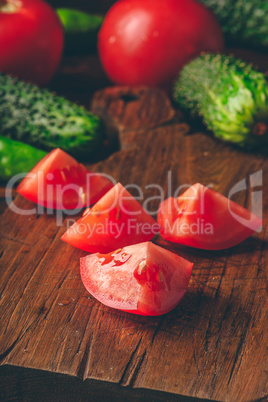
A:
[0,50,267,402]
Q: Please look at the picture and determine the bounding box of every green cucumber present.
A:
[200,0,268,48]
[173,53,268,150]
[57,8,103,54]
[0,73,104,158]
[0,136,47,182]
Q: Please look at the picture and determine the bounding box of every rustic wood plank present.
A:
[89,87,268,401]
[0,365,208,402]
[0,53,268,402]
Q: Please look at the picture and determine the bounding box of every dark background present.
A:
[47,0,115,14]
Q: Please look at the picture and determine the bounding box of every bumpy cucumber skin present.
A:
[173,54,268,150]
[0,135,47,182]
[201,0,268,47]
[0,74,104,158]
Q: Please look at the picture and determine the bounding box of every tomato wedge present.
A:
[157,183,262,250]
[61,182,159,253]
[80,241,193,316]
[17,148,113,210]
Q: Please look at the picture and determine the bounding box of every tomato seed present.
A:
[60,171,67,182]
[81,193,86,204]
[116,208,121,220]
[156,270,164,282]
[113,248,122,255]
[138,260,148,274]
[83,207,90,216]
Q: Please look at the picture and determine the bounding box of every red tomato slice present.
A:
[80,241,193,316]
[61,183,160,253]
[17,148,113,210]
[157,183,262,250]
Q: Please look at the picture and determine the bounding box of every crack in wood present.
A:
[0,310,44,364]
[74,317,92,358]
[118,336,143,386]
[0,235,32,246]
[76,308,96,381]
[154,323,205,339]
[209,304,235,391]
[196,280,235,300]
[252,396,268,402]
[214,255,229,299]
[204,317,214,353]
[193,275,267,281]
[0,335,20,364]
[257,232,267,277]
[192,349,201,378]
[81,330,95,382]
[150,316,165,344]
[41,297,58,321]
[1,252,47,336]
[56,270,71,291]
[227,315,251,386]
[127,350,147,388]
[196,256,231,356]
[210,360,218,393]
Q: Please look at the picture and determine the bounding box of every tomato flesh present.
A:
[157,183,262,250]
[61,182,160,253]
[80,241,193,316]
[17,148,113,210]
[98,0,224,88]
[0,0,64,86]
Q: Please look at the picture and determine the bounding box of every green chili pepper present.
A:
[0,136,47,182]
[57,8,103,54]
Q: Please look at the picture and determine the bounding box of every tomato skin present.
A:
[80,242,193,316]
[61,182,159,253]
[0,0,64,86]
[157,183,262,250]
[17,148,113,210]
[98,0,224,88]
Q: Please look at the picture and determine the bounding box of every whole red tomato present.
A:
[98,0,224,88]
[0,0,64,86]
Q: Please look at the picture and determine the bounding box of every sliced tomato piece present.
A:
[61,182,159,253]
[17,148,113,209]
[80,241,193,316]
[157,183,262,250]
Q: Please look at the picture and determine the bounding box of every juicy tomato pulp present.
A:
[61,182,160,253]
[98,0,224,89]
[80,242,193,316]
[157,183,262,250]
[17,148,113,210]
[0,0,64,86]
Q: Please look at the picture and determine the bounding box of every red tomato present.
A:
[0,0,64,86]
[61,182,159,253]
[157,183,262,250]
[80,241,193,315]
[98,0,224,88]
[17,148,113,210]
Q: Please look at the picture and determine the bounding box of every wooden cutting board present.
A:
[0,61,267,401]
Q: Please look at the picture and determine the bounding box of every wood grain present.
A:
[0,56,268,401]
